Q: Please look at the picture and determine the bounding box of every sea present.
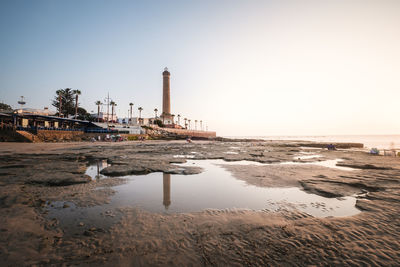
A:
[225,135,400,150]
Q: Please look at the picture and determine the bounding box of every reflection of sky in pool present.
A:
[82,159,360,218]
[293,154,322,160]
[85,160,110,180]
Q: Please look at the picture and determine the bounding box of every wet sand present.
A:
[0,140,399,266]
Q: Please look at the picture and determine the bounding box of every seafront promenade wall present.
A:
[1,126,216,142]
[0,129,30,142]
[37,131,136,142]
[149,126,216,139]
[36,130,85,142]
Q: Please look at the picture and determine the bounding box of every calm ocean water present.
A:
[225,135,400,150]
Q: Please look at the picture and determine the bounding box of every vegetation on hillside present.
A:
[0,103,13,111]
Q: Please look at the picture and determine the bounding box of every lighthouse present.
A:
[162,67,173,124]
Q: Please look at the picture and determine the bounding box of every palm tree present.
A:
[200,120,203,131]
[177,114,181,126]
[129,103,134,124]
[110,101,116,123]
[138,107,143,124]
[154,108,158,119]
[195,120,198,130]
[188,119,191,130]
[73,89,81,119]
[184,118,187,129]
[114,103,117,122]
[95,101,102,122]
[172,114,175,125]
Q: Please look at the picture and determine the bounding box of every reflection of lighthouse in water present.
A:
[163,173,171,209]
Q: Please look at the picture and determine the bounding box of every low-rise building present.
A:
[90,112,118,123]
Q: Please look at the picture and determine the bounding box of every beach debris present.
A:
[383,150,396,156]
[104,210,115,217]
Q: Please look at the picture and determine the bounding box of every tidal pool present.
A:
[85,160,110,180]
[293,154,322,160]
[82,159,360,217]
[279,158,355,171]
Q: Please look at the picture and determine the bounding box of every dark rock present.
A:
[299,181,344,198]
[297,142,364,149]
[336,163,393,170]
[100,160,203,176]
[27,173,91,186]
[83,230,94,237]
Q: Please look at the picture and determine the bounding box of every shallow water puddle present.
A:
[197,158,355,171]
[47,159,360,233]
[216,160,266,166]
[279,159,355,171]
[299,146,323,150]
[85,160,110,180]
[81,159,359,217]
[293,154,322,160]
[45,159,362,236]
[173,155,195,158]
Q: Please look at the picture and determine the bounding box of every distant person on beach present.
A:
[370,148,379,155]
[327,144,336,150]
[186,137,192,143]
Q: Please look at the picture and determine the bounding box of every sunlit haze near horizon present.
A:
[1,0,400,136]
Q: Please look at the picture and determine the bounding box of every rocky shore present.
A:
[0,140,399,266]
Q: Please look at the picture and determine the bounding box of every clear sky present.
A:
[1,0,400,136]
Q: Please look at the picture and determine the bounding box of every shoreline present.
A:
[0,138,364,155]
[224,134,400,150]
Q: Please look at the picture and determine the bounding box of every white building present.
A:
[91,122,144,134]
[117,117,155,126]
[16,107,56,116]
[90,112,118,122]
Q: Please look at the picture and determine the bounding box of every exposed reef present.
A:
[0,140,399,266]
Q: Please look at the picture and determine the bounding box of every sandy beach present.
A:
[0,140,399,266]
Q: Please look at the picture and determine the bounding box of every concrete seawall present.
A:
[36,130,85,142]
[1,126,216,142]
[148,126,216,139]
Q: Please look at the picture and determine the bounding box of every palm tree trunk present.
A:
[130,107,132,124]
[97,105,100,122]
[75,94,78,119]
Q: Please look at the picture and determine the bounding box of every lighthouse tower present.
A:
[162,67,173,124]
